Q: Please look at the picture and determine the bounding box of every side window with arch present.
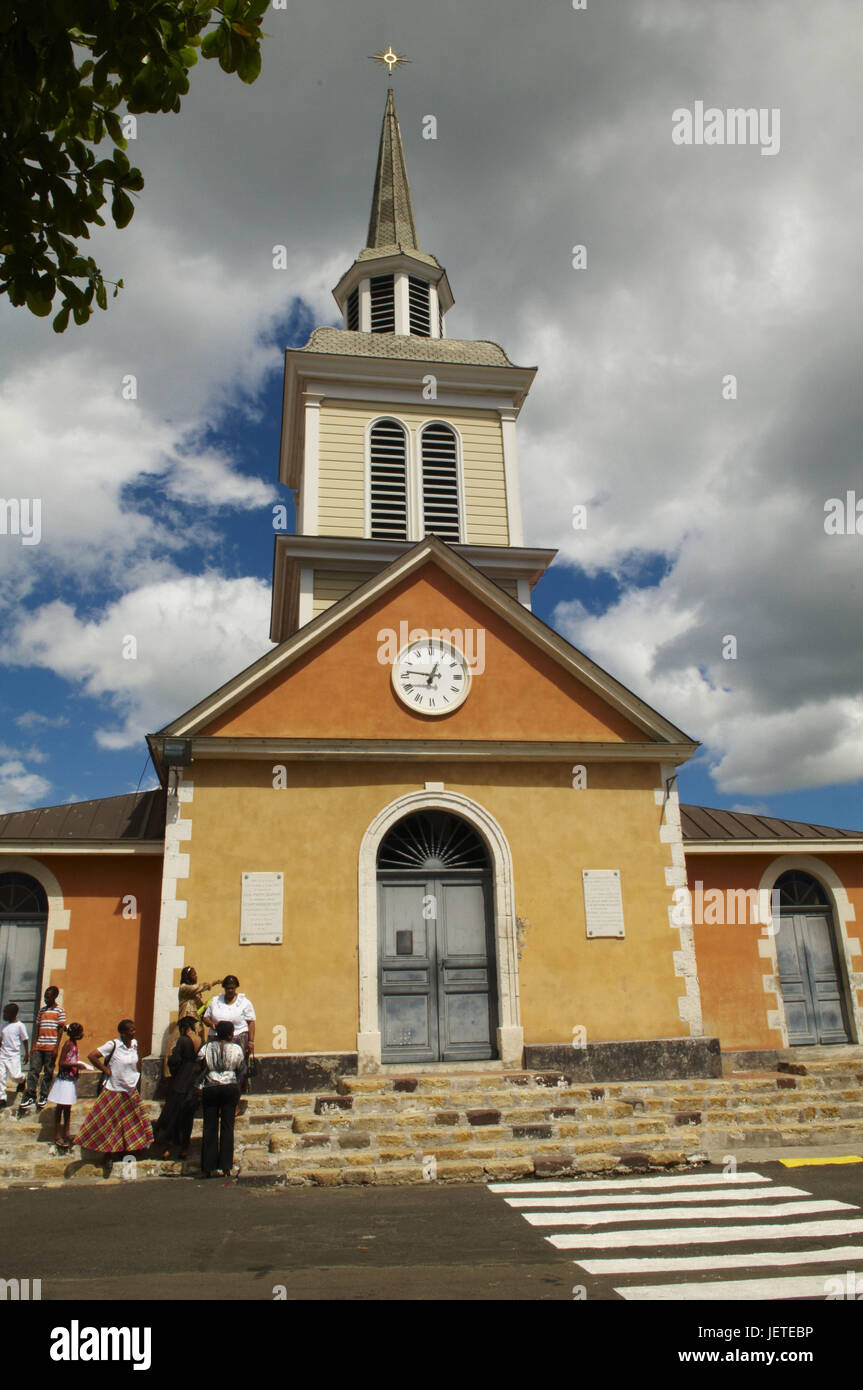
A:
[369,419,409,540]
[0,872,49,1037]
[774,870,830,907]
[420,423,461,542]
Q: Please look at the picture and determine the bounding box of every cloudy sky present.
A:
[1,0,862,828]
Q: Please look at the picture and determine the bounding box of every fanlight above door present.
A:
[378,812,488,872]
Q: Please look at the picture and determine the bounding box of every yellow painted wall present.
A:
[174,759,687,1055]
[312,569,377,618]
[312,567,519,620]
[317,401,509,545]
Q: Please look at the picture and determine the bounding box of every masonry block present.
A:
[314,1096,353,1115]
[466,1109,501,1126]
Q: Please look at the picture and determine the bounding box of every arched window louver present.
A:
[370,419,408,539]
[408,276,431,337]
[370,274,395,332]
[421,424,461,541]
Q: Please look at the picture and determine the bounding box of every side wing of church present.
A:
[2,89,862,1087]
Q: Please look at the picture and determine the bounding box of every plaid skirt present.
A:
[76,1088,153,1154]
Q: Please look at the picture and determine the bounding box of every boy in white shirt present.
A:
[0,1003,30,1107]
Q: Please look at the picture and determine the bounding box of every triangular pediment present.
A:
[154,539,696,754]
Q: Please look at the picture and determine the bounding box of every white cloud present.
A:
[5,575,273,749]
[0,761,53,816]
[1,0,862,811]
[14,712,69,730]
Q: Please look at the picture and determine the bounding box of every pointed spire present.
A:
[366,88,419,252]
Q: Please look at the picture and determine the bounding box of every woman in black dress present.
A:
[153,1017,200,1160]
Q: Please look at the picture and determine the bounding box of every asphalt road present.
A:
[3,1158,863,1306]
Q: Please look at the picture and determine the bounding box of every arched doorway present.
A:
[377,810,499,1063]
[775,870,852,1045]
[0,873,48,1036]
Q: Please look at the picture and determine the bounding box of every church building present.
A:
[2,89,862,1091]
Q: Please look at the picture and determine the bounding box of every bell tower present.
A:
[270,84,554,642]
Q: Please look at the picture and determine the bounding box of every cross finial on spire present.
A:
[369,46,411,77]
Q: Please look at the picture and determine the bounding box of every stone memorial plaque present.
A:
[240,871,284,944]
[582,869,625,938]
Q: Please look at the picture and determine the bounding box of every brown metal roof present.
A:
[681,803,863,843]
[0,790,859,849]
[0,789,166,844]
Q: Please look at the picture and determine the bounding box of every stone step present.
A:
[2,1060,861,1188]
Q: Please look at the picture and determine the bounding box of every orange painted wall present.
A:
[202,564,649,744]
[688,853,863,1050]
[38,855,161,1056]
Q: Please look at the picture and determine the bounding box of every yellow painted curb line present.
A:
[780,1155,863,1167]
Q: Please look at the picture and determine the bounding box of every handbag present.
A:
[97,1040,117,1094]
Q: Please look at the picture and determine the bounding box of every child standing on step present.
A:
[20,986,66,1111]
[0,1003,29,1108]
[47,1023,83,1151]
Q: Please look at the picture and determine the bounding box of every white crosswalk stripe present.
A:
[488,1169,863,1300]
[506,1185,807,1207]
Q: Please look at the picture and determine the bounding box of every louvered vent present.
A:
[346,287,359,331]
[378,812,488,871]
[370,275,395,333]
[370,419,408,539]
[408,276,431,336]
[421,424,461,541]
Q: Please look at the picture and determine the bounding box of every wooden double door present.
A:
[776,910,851,1046]
[378,872,498,1063]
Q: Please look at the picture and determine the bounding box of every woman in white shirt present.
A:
[73,1018,153,1158]
[197,1020,245,1177]
[202,975,255,1091]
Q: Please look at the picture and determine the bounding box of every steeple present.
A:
[366,88,419,253]
[269,73,550,642]
[332,86,452,335]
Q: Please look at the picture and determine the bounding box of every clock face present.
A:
[392,640,471,715]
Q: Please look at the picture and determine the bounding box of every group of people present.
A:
[0,970,257,1178]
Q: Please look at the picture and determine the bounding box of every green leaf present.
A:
[26,289,53,317]
[236,43,261,84]
[200,27,224,58]
[96,281,108,310]
[104,110,125,146]
[52,305,71,332]
[111,187,135,228]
